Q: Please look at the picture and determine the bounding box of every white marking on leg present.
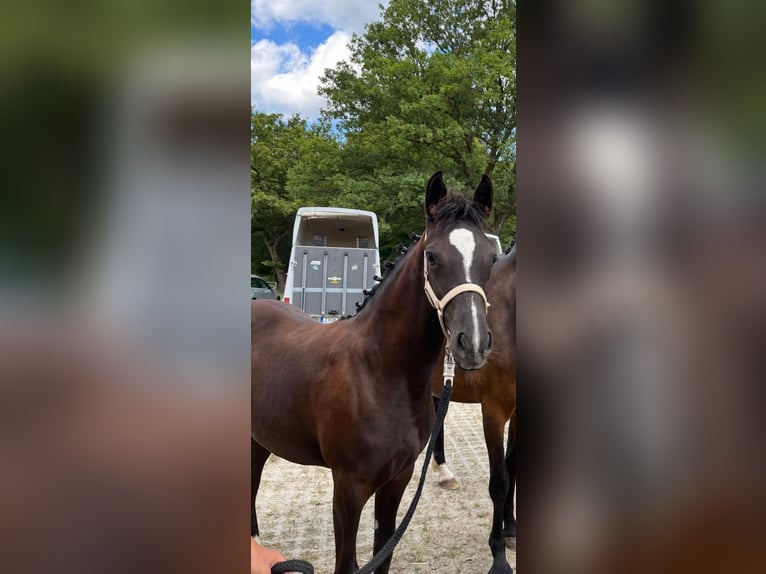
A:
[433,460,460,489]
[437,463,455,482]
[448,228,476,282]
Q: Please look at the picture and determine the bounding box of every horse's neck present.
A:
[488,258,515,342]
[359,240,444,371]
[489,257,514,306]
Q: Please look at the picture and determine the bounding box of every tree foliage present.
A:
[319,0,516,236]
[251,0,516,281]
[251,111,339,290]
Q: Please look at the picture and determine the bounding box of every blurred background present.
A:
[0,0,764,572]
[0,1,250,572]
[519,0,766,572]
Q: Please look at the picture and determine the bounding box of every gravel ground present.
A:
[256,402,516,573]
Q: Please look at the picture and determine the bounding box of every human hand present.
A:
[251,537,288,574]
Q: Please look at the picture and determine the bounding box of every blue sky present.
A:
[251,1,389,119]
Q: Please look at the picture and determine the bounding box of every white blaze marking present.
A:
[448,228,476,282]
[471,299,480,349]
[448,228,480,347]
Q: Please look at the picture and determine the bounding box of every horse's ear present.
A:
[425,171,447,219]
[473,174,493,215]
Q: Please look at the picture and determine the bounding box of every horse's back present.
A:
[487,248,515,345]
[251,299,315,330]
[251,300,332,362]
[487,247,515,299]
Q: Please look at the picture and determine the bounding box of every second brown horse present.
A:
[431,244,516,574]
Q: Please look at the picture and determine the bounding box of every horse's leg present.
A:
[331,470,370,574]
[431,396,459,489]
[372,462,415,574]
[251,438,270,538]
[482,405,513,574]
[503,410,517,540]
[432,396,446,466]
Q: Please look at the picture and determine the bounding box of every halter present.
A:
[422,235,490,339]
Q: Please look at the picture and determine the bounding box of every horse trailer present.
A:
[283,207,381,322]
[485,233,503,256]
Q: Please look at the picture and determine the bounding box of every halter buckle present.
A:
[443,347,456,385]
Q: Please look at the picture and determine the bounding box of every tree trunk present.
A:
[491,213,508,235]
[263,236,287,294]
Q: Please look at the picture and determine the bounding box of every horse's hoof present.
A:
[488,563,513,574]
[437,477,460,490]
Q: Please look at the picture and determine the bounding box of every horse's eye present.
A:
[425,251,437,266]
[492,254,498,264]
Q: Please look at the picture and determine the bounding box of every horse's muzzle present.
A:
[452,329,493,370]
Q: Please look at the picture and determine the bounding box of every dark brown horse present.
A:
[251,172,497,574]
[431,244,516,574]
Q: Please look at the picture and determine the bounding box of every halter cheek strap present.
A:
[423,249,490,339]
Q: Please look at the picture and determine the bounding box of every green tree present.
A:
[318,0,516,243]
[251,110,339,290]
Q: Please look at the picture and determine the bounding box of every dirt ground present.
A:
[256,402,516,573]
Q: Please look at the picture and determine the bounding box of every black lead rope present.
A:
[271,559,315,574]
[271,380,455,574]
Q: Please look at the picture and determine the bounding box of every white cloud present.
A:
[251,32,352,119]
[251,0,387,35]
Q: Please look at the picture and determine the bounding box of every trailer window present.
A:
[297,215,376,248]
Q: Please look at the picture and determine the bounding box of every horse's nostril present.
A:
[458,332,468,350]
[487,331,493,351]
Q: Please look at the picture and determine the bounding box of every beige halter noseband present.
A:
[422,234,490,339]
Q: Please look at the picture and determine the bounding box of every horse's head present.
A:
[422,171,496,370]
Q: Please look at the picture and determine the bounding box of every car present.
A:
[251,274,280,300]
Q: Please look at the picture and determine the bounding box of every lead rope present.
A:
[271,348,456,574]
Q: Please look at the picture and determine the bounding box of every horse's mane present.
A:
[344,234,420,319]
[430,194,489,229]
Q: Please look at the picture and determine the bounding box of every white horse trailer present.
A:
[283,207,381,322]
